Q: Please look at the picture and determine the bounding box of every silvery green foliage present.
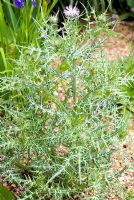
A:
[0,16,133,199]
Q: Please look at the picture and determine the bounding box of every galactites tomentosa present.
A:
[63,5,80,18]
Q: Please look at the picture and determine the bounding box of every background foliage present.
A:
[0,0,58,72]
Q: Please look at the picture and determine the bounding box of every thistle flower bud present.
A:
[49,15,58,24]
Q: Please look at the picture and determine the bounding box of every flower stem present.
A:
[72,59,76,104]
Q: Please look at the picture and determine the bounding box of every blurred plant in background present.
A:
[14,0,37,8]
[0,0,58,72]
[112,0,134,12]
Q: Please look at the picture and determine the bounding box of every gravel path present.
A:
[104,22,134,60]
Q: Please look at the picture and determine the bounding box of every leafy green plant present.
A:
[0,14,133,199]
[117,54,134,113]
[125,0,134,8]
[0,184,14,200]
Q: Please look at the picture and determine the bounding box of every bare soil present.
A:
[104,22,134,199]
[104,21,134,60]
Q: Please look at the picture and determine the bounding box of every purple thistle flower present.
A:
[64,5,80,18]
[14,0,36,8]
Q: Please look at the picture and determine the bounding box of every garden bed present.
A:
[104,21,134,60]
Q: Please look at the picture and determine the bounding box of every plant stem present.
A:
[72,59,76,104]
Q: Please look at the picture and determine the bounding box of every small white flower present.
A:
[64,5,80,18]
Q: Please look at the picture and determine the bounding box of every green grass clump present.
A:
[0,0,58,73]
[0,16,133,199]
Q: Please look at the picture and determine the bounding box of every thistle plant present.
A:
[0,13,133,200]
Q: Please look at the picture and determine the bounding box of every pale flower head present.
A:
[49,15,58,24]
[64,5,80,18]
